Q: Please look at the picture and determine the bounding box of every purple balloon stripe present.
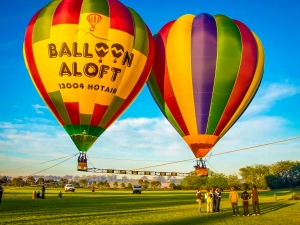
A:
[191,13,217,134]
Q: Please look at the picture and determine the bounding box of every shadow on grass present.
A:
[258,202,297,214]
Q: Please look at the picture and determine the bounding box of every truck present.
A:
[132,185,142,194]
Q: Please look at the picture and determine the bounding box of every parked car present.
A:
[132,185,142,194]
[64,184,75,192]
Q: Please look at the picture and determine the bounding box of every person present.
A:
[229,187,240,216]
[251,185,260,216]
[196,189,203,212]
[91,186,95,195]
[41,184,46,199]
[212,188,217,212]
[215,188,222,213]
[0,181,4,205]
[205,189,213,213]
[241,189,251,216]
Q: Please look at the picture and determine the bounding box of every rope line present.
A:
[130,136,300,171]
[210,136,300,157]
[0,153,78,173]
[28,153,78,176]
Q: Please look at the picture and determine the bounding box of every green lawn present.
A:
[0,188,299,225]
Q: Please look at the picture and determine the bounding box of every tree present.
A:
[227,175,241,190]
[269,161,300,188]
[181,174,207,190]
[150,181,156,189]
[121,183,126,188]
[113,182,118,188]
[0,176,9,184]
[97,181,103,189]
[12,176,25,187]
[138,179,143,186]
[127,183,132,189]
[26,176,36,186]
[207,173,228,190]
[169,183,176,190]
[155,181,161,189]
[79,179,88,188]
[60,178,68,187]
[142,180,149,189]
[239,165,270,189]
[37,177,45,185]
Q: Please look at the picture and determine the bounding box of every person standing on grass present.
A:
[229,187,240,216]
[215,188,222,213]
[205,189,213,213]
[251,185,260,216]
[41,184,46,199]
[212,188,217,212]
[241,189,251,216]
[92,186,95,195]
[196,189,203,212]
[0,181,4,206]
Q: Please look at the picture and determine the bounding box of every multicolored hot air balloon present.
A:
[148,13,264,160]
[23,0,154,154]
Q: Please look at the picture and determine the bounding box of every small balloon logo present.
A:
[87,14,102,32]
[111,43,124,63]
[95,43,109,62]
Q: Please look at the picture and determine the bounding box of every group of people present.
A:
[196,187,222,213]
[196,185,260,217]
[229,185,260,216]
[78,153,87,163]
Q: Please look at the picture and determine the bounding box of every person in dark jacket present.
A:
[41,184,46,199]
[0,181,4,205]
[241,189,251,216]
[215,188,222,213]
[251,185,260,215]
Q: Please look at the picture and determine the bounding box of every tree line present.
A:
[1,160,299,190]
[0,175,163,190]
[176,160,300,190]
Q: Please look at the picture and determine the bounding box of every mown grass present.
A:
[0,187,299,225]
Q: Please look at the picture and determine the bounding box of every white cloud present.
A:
[32,104,48,114]
[244,82,299,116]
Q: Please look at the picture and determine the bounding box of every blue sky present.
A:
[1,0,300,178]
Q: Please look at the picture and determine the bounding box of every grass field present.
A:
[0,187,299,225]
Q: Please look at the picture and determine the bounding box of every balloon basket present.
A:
[195,168,208,176]
[77,162,87,171]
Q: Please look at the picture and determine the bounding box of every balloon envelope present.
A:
[24,0,154,152]
[147,13,264,158]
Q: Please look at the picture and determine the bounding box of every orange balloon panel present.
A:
[24,0,154,152]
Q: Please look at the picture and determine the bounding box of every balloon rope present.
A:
[130,136,300,171]
[210,136,300,157]
[2,153,78,191]
[28,153,78,176]
[0,153,78,173]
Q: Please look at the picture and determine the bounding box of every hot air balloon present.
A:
[23,0,154,171]
[147,13,264,176]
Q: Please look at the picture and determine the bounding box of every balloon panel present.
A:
[24,0,154,152]
[148,13,264,158]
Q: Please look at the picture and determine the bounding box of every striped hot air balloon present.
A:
[23,0,154,153]
[147,13,264,159]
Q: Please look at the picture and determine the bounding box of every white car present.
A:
[132,185,142,194]
[64,184,75,192]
